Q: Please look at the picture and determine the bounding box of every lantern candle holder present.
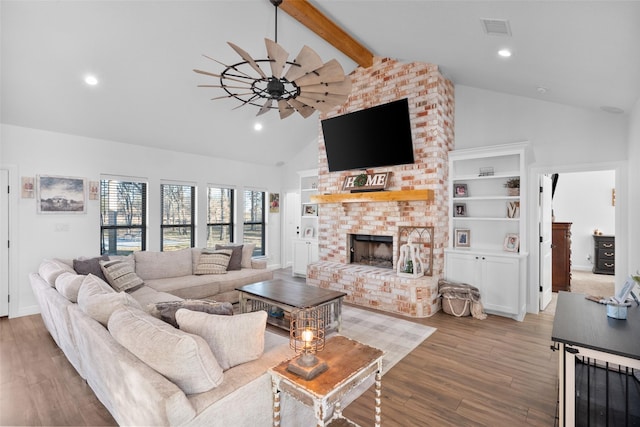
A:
[287,307,328,380]
[397,238,425,279]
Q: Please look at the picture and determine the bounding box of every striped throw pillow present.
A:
[194,249,233,275]
[99,259,144,292]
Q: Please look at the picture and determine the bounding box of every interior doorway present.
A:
[0,169,9,317]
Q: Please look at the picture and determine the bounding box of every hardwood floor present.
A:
[0,271,559,426]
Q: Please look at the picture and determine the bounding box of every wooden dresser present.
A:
[592,235,615,275]
[552,222,572,292]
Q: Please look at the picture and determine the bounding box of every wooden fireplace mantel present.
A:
[310,189,433,204]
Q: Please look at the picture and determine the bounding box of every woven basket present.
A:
[442,296,471,317]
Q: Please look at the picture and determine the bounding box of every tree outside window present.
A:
[100,179,147,255]
[207,187,234,247]
[161,184,195,251]
[243,190,265,256]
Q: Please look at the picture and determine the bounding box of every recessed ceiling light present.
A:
[536,86,548,94]
[600,106,624,114]
[254,122,263,131]
[498,49,512,58]
[84,75,98,86]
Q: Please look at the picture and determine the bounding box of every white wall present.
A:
[628,98,640,278]
[1,124,284,317]
[552,170,616,271]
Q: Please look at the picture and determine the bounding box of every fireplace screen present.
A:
[349,234,393,269]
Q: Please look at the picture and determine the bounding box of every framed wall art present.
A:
[37,175,86,214]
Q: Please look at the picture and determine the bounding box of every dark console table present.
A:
[551,292,640,426]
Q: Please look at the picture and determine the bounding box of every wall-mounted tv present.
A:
[321,98,414,172]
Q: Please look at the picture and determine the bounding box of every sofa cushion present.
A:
[73,255,109,281]
[134,249,192,280]
[108,305,224,395]
[194,249,232,275]
[241,244,256,269]
[147,299,234,328]
[213,245,243,271]
[128,285,183,307]
[176,309,267,371]
[100,259,144,292]
[54,271,86,302]
[77,274,141,326]
[39,259,76,286]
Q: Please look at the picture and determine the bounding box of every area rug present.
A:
[334,305,436,374]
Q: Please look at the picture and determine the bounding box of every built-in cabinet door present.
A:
[292,239,318,277]
[445,252,479,288]
[481,255,519,314]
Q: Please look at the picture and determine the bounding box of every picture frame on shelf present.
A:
[454,183,468,198]
[303,227,314,238]
[303,204,317,216]
[454,203,467,217]
[454,229,470,248]
[504,233,520,252]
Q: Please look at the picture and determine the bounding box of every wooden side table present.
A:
[269,335,384,427]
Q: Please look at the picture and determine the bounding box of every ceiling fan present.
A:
[193,0,351,120]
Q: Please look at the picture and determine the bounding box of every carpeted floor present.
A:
[333,305,436,374]
[571,269,615,297]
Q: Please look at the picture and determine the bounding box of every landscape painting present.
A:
[37,175,86,213]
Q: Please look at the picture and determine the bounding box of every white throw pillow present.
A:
[109,305,224,394]
[77,274,141,326]
[99,259,144,292]
[175,309,267,371]
[54,272,86,302]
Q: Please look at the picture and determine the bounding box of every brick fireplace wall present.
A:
[307,57,455,317]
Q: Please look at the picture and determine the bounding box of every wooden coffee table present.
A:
[236,279,346,333]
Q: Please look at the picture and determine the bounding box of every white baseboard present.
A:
[14,304,40,319]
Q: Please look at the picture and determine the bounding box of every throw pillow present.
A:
[99,259,144,293]
[77,274,141,326]
[175,309,267,371]
[73,255,109,281]
[54,272,86,302]
[241,243,256,269]
[194,249,233,275]
[147,299,234,328]
[109,305,224,394]
[39,259,76,286]
[212,245,243,271]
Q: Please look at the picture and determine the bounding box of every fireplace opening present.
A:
[349,234,393,269]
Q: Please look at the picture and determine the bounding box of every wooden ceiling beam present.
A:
[279,0,374,68]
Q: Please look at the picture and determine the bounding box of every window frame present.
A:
[160,182,196,251]
[206,186,235,247]
[243,189,266,256]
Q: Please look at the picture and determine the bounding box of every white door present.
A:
[539,174,553,310]
[0,170,9,317]
[283,191,300,268]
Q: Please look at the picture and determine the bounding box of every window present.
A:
[243,190,265,256]
[161,183,195,251]
[100,179,147,255]
[207,187,234,247]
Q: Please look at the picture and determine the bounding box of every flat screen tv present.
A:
[321,98,414,172]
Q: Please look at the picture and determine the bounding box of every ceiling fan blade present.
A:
[277,99,295,119]
[293,59,346,86]
[284,45,324,82]
[193,69,250,85]
[288,98,316,118]
[295,95,336,114]
[299,89,349,105]
[298,78,352,96]
[257,99,273,116]
[197,84,251,90]
[210,92,255,101]
[265,39,289,79]
[227,42,267,78]
[202,55,254,79]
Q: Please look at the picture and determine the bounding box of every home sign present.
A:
[342,172,391,191]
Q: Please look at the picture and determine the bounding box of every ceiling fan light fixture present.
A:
[193,0,350,120]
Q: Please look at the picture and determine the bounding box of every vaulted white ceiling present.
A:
[2,1,639,167]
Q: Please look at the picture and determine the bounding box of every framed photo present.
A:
[454,203,466,217]
[454,229,470,248]
[269,193,280,213]
[454,183,468,198]
[37,175,86,214]
[504,233,520,252]
[21,177,35,198]
[88,181,99,201]
[303,227,314,238]
[303,204,317,216]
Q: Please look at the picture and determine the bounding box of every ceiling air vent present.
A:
[480,18,512,37]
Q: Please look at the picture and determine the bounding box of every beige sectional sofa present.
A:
[29,250,323,426]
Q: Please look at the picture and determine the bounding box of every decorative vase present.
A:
[508,188,520,197]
